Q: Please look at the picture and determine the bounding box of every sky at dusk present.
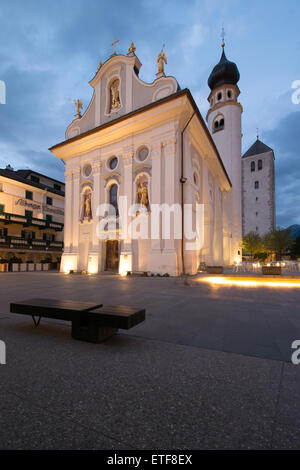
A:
[0,0,299,227]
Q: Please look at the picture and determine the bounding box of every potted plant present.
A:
[10,256,22,272]
[41,257,52,271]
[26,259,35,271]
[0,259,8,272]
[206,266,224,274]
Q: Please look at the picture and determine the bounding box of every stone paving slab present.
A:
[0,272,300,449]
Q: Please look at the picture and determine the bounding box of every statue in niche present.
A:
[82,190,92,221]
[137,181,149,211]
[110,79,121,111]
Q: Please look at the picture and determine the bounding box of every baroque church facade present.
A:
[50,42,243,275]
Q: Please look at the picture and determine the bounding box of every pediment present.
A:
[65,52,179,140]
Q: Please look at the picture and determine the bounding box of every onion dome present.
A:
[208,47,240,91]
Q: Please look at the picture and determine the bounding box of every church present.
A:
[49,40,243,275]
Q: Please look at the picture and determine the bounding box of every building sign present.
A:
[15,198,64,216]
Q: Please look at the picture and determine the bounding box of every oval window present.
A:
[109,157,118,170]
[83,164,92,177]
[138,147,149,162]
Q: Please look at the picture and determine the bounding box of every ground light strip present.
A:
[200,277,300,288]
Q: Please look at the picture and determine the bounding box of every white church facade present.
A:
[50,42,243,275]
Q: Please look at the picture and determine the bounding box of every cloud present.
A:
[263,110,300,226]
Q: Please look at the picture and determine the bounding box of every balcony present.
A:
[0,235,63,251]
[0,212,64,231]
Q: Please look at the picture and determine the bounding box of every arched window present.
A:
[258,159,263,170]
[251,161,255,172]
[217,92,222,101]
[109,184,118,215]
[254,181,259,189]
[213,115,225,133]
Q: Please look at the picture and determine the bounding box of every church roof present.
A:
[208,48,240,91]
[242,139,274,158]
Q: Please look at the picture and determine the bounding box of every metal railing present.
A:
[0,211,63,231]
[0,235,63,251]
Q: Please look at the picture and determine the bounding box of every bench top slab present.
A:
[88,305,145,330]
[10,298,102,321]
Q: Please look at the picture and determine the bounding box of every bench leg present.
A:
[71,319,118,343]
[97,327,118,343]
[32,315,41,327]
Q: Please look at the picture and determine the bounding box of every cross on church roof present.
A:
[221,23,225,48]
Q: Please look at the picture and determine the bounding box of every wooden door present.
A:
[105,240,119,271]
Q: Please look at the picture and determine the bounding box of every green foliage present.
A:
[242,231,263,260]
[10,257,22,263]
[290,235,300,258]
[254,252,268,261]
[263,227,293,260]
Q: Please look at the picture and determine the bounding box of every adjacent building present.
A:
[242,139,276,236]
[0,166,64,263]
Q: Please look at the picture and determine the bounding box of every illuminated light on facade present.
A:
[119,253,132,276]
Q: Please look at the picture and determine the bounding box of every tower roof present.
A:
[208,47,240,91]
[242,139,274,158]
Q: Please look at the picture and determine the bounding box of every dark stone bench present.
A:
[10,298,145,343]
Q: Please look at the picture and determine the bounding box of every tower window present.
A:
[255,181,259,189]
[227,90,232,99]
[213,115,225,133]
[251,161,255,172]
[258,159,263,170]
[217,92,222,101]
[256,212,258,216]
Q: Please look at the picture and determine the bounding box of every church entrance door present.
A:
[105,240,119,271]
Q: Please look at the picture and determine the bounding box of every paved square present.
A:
[0,272,300,449]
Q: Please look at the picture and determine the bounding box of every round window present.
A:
[83,164,92,177]
[138,147,149,162]
[109,157,118,170]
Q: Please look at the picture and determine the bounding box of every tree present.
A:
[263,227,293,260]
[242,231,263,260]
[290,235,300,259]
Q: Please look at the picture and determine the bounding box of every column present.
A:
[119,146,134,275]
[72,167,80,253]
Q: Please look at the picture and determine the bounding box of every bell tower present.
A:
[206,34,242,264]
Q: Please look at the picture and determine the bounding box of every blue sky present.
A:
[0,0,299,227]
